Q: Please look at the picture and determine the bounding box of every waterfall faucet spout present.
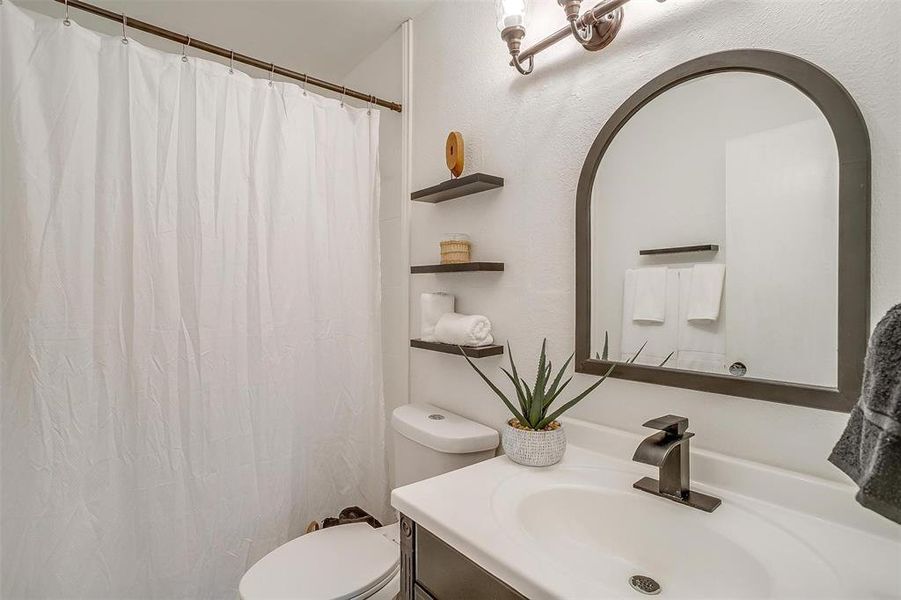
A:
[631,415,722,512]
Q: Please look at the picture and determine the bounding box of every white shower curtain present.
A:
[0,3,387,598]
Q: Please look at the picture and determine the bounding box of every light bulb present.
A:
[496,0,527,32]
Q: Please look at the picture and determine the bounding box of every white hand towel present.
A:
[632,267,668,322]
[621,269,678,365]
[676,267,726,373]
[686,263,726,321]
[420,293,455,342]
[434,313,494,347]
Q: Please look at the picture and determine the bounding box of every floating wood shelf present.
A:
[411,262,505,274]
[411,173,504,204]
[639,244,719,256]
[410,339,504,358]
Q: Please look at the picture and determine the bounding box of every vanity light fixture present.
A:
[498,0,664,75]
[496,0,532,74]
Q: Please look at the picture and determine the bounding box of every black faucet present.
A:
[631,415,721,512]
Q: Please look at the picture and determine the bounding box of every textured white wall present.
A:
[344,28,408,491]
[409,0,900,483]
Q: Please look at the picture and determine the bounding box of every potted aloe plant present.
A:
[461,339,641,467]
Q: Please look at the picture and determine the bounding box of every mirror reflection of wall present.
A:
[590,72,839,388]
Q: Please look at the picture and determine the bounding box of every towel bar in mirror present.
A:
[639,244,719,256]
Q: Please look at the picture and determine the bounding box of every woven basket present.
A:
[502,419,566,467]
[440,239,471,264]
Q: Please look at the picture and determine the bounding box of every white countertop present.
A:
[391,418,901,599]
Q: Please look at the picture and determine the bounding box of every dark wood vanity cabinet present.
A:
[399,514,527,600]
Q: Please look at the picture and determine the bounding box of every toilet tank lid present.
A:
[392,403,499,454]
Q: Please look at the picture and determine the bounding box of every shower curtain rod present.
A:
[50,0,404,113]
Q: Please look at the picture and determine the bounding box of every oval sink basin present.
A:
[492,466,845,598]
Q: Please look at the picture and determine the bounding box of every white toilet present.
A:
[239,403,499,600]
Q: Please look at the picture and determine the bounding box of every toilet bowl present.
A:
[238,403,499,600]
[239,522,401,600]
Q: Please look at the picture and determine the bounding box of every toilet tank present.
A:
[391,403,499,488]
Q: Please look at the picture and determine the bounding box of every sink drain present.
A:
[629,575,661,595]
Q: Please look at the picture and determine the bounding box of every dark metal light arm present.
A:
[506,0,650,73]
[561,0,597,45]
[512,53,535,75]
[569,19,594,44]
[501,25,534,75]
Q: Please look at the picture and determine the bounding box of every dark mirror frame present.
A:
[576,49,870,412]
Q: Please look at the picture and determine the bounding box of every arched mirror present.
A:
[575,50,869,411]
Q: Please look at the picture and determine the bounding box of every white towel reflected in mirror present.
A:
[632,267,668,322]
[687,263,726,321]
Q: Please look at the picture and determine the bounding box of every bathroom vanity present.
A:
[398,517,525,600]
[391,417,901,599]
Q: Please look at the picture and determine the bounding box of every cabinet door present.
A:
[415,526,526,600]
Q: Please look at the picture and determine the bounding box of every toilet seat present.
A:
[239,522,400,600]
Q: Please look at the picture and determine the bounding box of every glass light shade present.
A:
[496,0,527,32]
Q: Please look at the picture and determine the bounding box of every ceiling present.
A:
[19,0,436,80]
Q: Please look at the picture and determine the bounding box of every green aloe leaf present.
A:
[544,353,574,409]
[537,361,553,421]
[602,331,609,361]
[530,340,549,427]
[460,347,526,425]
[628,341,648,364]
[501,367,529,417]
[521,378,533,412]
[536,362,616,430]
[548,376,572,405]
[506,342,531,421]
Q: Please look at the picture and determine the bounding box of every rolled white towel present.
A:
[434,313,494,347]
[420,292,455,342]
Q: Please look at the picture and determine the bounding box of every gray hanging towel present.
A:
[829,303,901,524]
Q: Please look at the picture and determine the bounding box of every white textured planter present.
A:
[502,419,566,467]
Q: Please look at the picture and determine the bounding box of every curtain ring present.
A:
[268,63,275,87]
[229,50,234,74]
[302,74,308,96]
[63,0,71,26]
[340,86,346,108]
[121,13,128,44]
[367,95,375,115]
[182,35,190,62]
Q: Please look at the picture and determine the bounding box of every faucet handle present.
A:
[642,414,689,436]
